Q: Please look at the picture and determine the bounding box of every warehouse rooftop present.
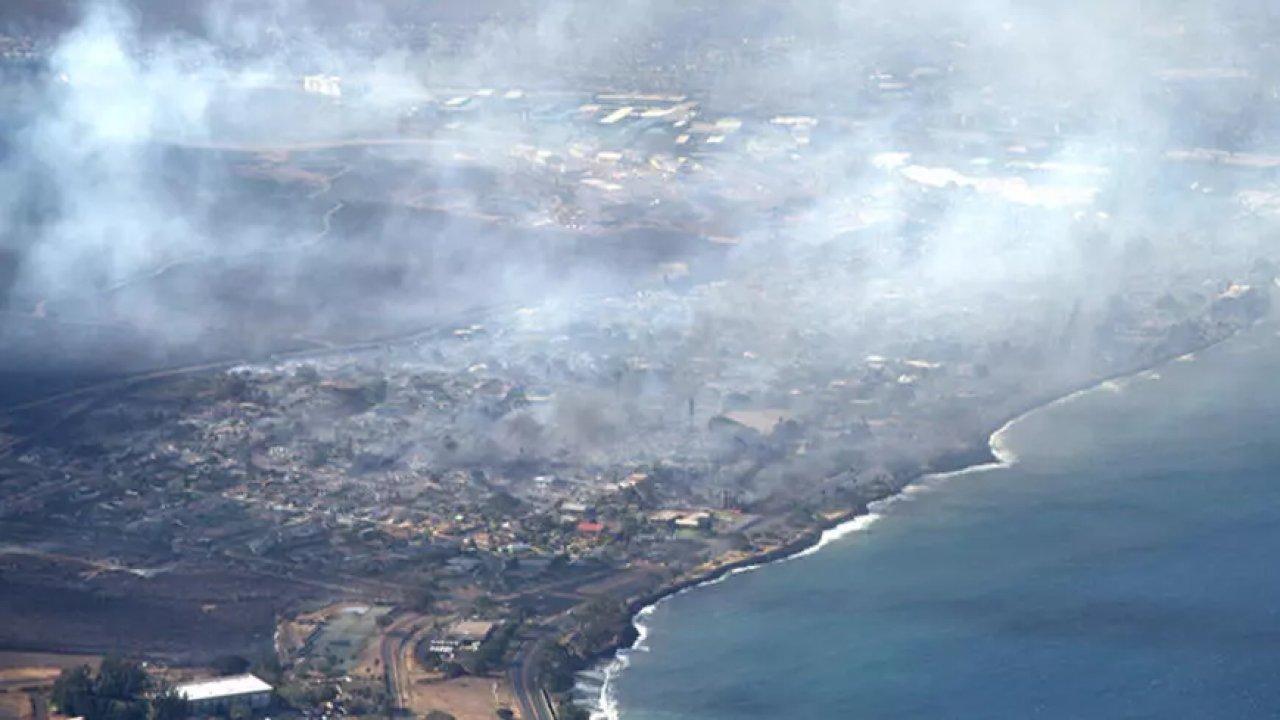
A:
[174,674,273,703]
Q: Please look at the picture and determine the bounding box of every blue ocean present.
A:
[597,324,1280,719]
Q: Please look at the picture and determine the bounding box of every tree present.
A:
[51,665,93,717]
[250,654,283,685]
[472,596,497,615]
[147,690,190,720]
[412,588,435,612]
[537,645,579,694]
[468,623,515,675]
[94,657,149,701]
[210,655,251,676]
[52,660,172,720]
[277,680,336,710]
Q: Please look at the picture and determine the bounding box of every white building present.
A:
[428,620,498,659]
[175,674,273,714]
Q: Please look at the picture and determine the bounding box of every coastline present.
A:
[579,333,1240,720]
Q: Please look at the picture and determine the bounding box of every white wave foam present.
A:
[581,508,889,719]
[791,513,882,560]
[583,604,658,720]
[1098,379,1125,393]
[989,418,1018,466]
[587,654,624,720]
[632,606,654,651]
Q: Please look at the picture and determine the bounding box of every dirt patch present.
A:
[0,652,98,672]
[0,691,34,720]
[0,653,98,720]
[408,676,515,720]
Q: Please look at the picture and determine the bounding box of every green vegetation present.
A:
[250,654,284,685]
[210,655,251,676]
[536,644,581,694]
[567,596,630,656]
[276,680,337,709]
[51,657,189,720]
[336,682,389,716]
[306,606,391,676]
[412,588,435,612]
[464,622,517,675]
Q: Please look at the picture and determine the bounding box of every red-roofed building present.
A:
[576,520,605,535]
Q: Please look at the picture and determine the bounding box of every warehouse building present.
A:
[174,674,273,714]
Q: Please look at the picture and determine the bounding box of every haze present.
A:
[1,2,1278,720]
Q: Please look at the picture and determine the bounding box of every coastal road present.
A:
[510,634,557,720]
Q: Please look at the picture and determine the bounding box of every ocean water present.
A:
[598,325,1280,719]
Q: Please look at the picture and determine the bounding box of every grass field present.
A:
[307,605,391,676]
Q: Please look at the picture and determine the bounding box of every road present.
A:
[380,612,426,713]
[379,611,559,720]
[509,633,557,720]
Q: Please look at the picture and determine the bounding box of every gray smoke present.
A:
[1,0,1277,396]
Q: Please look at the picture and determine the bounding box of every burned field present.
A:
[0,552,309,661]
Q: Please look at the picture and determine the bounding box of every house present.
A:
[674,512,712,531]
[576,520,605,535]
[648,510,713,532]
[559,501,595,518]
[175,674,273,714]
[429,620,498,658]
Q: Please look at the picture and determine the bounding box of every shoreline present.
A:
[579,332,1241,720]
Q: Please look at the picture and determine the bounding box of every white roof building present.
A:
[175,674,273,710]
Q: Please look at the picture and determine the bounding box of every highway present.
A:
[509,634,557,720]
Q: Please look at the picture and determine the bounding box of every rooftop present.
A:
[175,674,273,702]
[448,619,497,641]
